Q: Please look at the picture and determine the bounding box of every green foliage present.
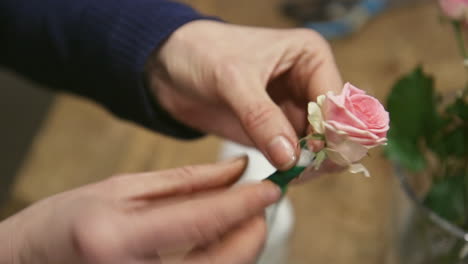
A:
[429,97,468,159]
[424,171,466,224]
[386,65,468,226]
[385,67,438,172]
[446,97,468,121]
[386,136,427,171]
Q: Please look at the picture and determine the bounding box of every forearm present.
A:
[0,0,208,138]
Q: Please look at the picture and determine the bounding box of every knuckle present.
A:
[173,165,198,181]
[293,28,332,53]
[71,210,121,263]
[167,165,200,192]
[242,102,276,132]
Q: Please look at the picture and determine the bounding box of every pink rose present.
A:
[308,83,389,167]
[439,0,468,20]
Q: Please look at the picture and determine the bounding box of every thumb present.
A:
[219,73,299,170]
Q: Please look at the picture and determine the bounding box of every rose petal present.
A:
[347,136,387,147]
[317,95,326,107]
[349,163,370,177]
[325,148,351,166]
[346,94,389,129]
[331,140,368,163]
[440,0,468,20]
[308,102,325,134]
[326,120,380,140]
[344,82,366,96]
[368,125,390,138]
[323,125,369,163]
[326,90,345,105]
[323,94,368,130]
[368,125,390,134]
[324,121,387,147]
[323,122,348,146]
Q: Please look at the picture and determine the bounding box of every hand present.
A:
[147,20,343,170]
[0,157,281,264]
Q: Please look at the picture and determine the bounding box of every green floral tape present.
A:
[265,166,306,194]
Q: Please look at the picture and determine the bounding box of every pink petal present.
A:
[326,120,379,140]
[368,125,390,138]
[439,0,468,19]
[347,136,387,147]
[347,94,389,129]
[344,82,366,96]
[323,95,368,130]
[325,148,351,166]
[324,122,347,147]
[326,138,369,164]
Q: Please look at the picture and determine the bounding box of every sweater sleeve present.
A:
[0,0,208,139]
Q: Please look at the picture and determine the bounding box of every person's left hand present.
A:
[147,20,343,171]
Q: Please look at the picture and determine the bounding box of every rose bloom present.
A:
[308,83,389,167]
[439,0,468,21]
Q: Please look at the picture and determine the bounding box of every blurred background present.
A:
[1,0,465,263]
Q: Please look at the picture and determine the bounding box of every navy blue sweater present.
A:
[0,0,207,139]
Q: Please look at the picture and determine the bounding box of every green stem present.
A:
[465,165,468,227]
[265,166,306,194]
[452,21,468,61]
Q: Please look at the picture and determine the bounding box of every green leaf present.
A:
[386,66,437,139]
[385,134,426,171]
[430,97,468,158]
[426,116,453,158]
[446,97,468,121]
[423,172,466,224]
[443,126,467,157]
[385,67,437,171]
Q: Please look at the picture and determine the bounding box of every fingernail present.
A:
[267,136,297,169]
[261,182,282,203]
[221,155,249,171]
[222,155,248,164]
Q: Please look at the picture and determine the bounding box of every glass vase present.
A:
[395,165,468,264]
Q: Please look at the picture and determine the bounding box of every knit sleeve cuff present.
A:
[80,0,212,139]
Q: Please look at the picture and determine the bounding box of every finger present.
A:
[219,71,299,170]
[131,181,281,253]
[113,156,248,199]
[176,103,254,146]
[289,30,343,100]
[280,100,308,136]
[184,215,267,264]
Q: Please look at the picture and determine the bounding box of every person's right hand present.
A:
[0,157,281,264]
